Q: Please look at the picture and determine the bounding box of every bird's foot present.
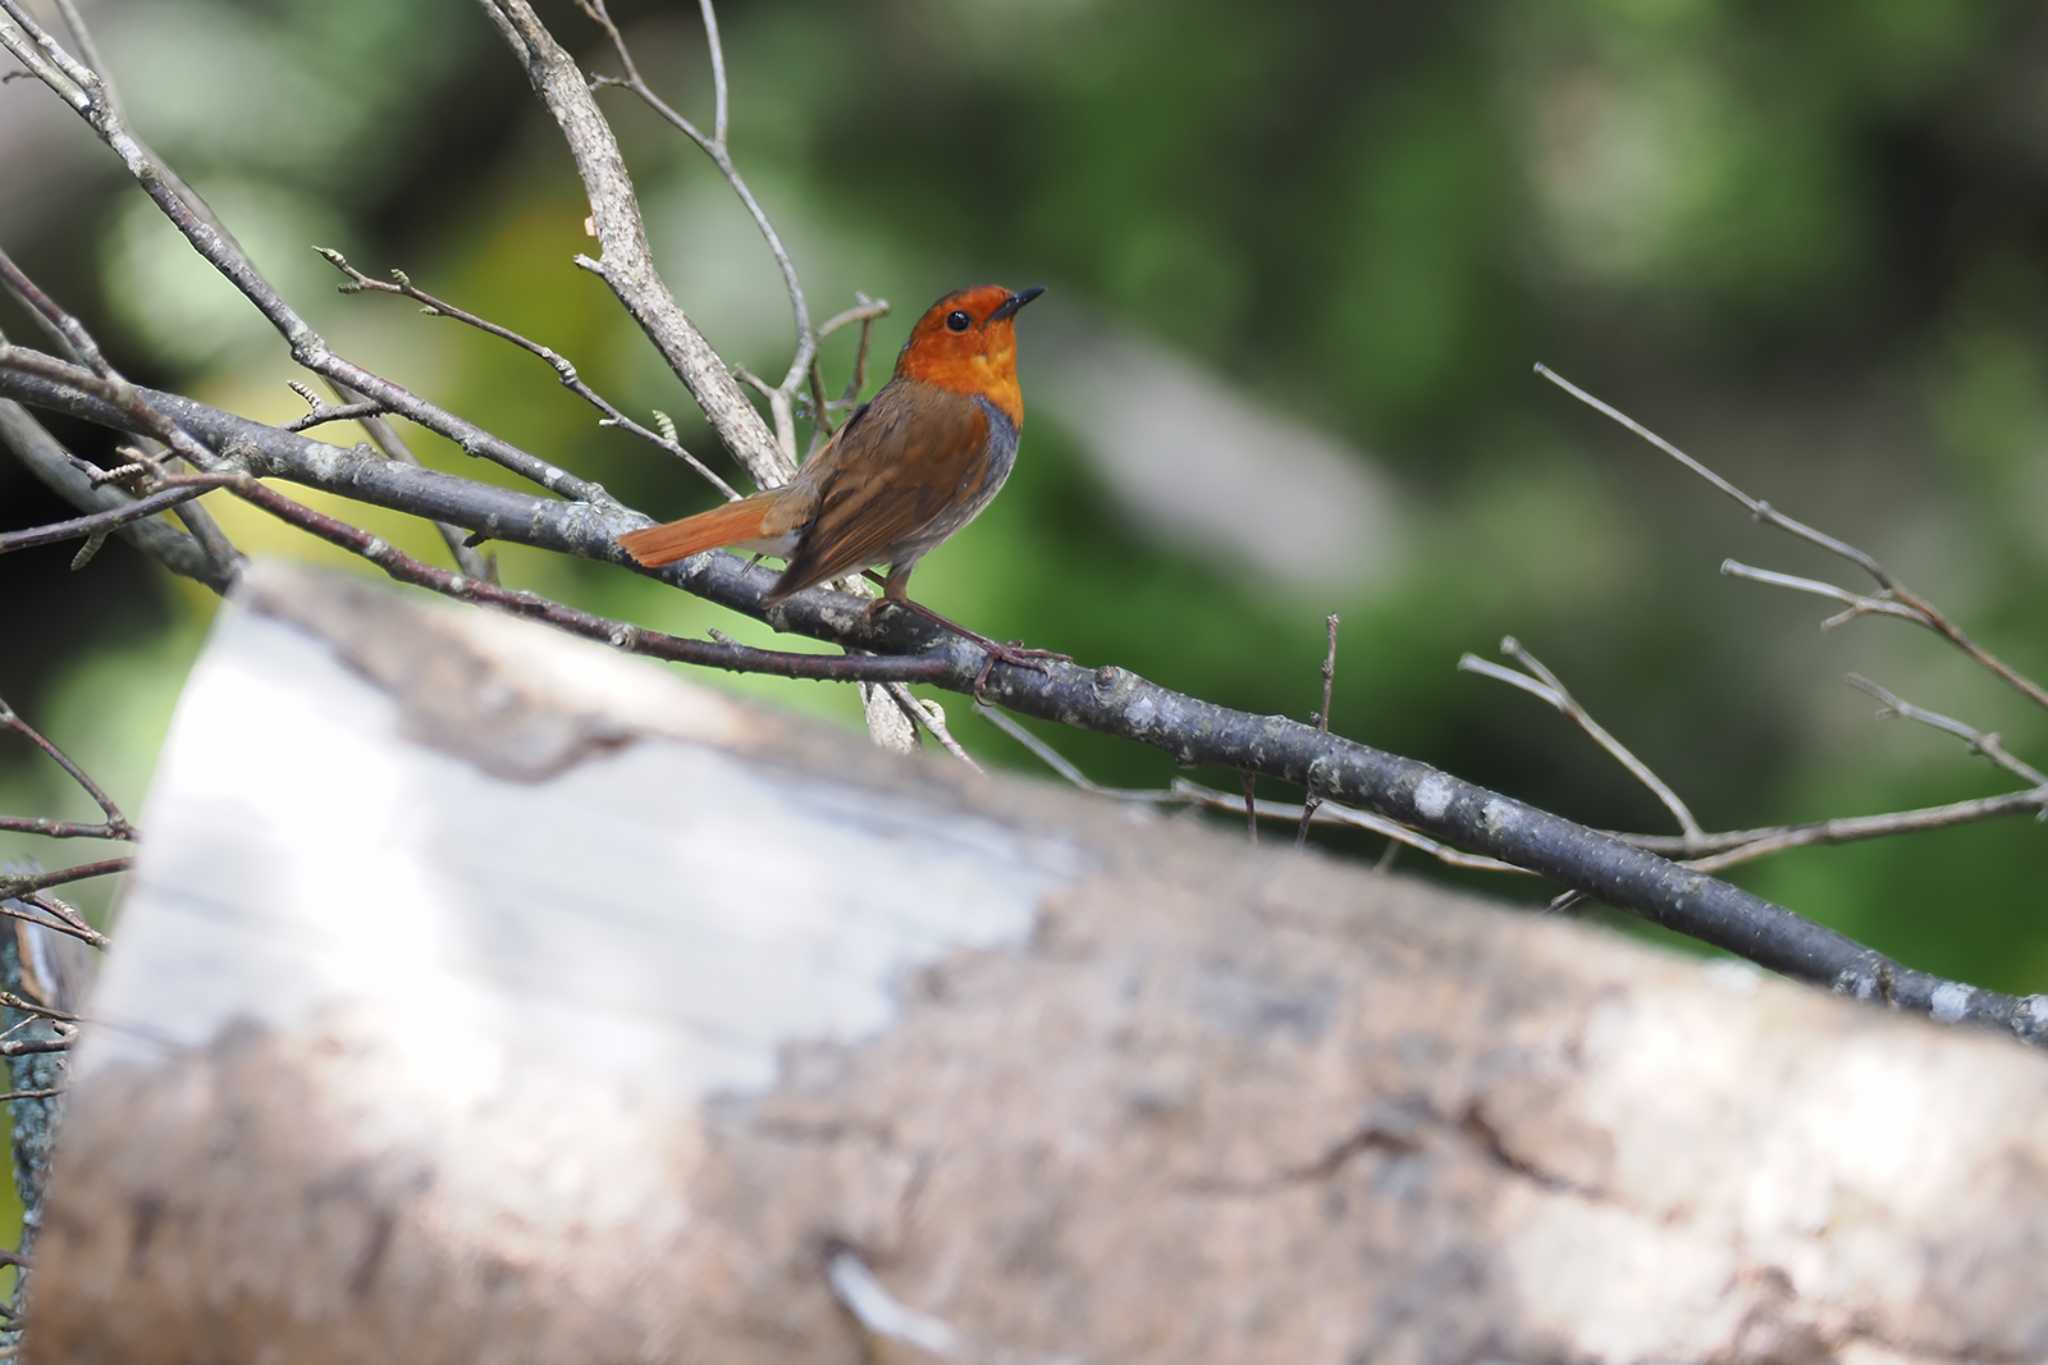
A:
[968,639,1070,698]
[864,596,1067,698]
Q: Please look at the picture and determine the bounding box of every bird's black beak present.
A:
[989,286,1045,323]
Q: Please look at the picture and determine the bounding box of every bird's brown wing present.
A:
[768,386,991,601]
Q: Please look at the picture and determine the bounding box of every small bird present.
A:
[619,283,1063,679]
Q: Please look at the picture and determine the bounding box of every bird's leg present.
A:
[865,565,1069,697]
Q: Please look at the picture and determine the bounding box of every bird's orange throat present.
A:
[897,345,1025,428]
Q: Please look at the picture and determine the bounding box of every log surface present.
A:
[30,562,2048,1364]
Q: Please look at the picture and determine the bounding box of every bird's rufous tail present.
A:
[618,495,775,569]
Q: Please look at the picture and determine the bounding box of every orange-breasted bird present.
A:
[619,283,1062,675]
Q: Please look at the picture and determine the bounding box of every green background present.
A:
[4,0,2045,999]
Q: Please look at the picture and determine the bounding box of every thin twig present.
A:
[48,0,118,115]
[1178,781,1528,873]
[0,816,126,840]
[0,860,130,899]
[808,295,890,441]
[1620,788,2047,865]
[1536,364,1888,580]
[885,686,984,773]
[282,396,390,434]
[0,1031,73,1059]
[317,380,497,581]
[1719,561,1923,627]
[1297,613,1340,849]
[1538,363,2048,716]
[0,394,225,587]
[0,695,136,838]
[0,247,243,581]
[1846,675,2048,790]
[833,299,885,405]
[0,11,613,506]
[987,703,2044,881]
[0,478,231,556]
[0,990,76,1025]
[982,702,1528,872]
[0,896,109,950]
[483,0,786,486]
[973,706,1179,802]
[1459,636,1705,843]
[697,0,729,145]
[318,250,740,500]
[573,0,832,458]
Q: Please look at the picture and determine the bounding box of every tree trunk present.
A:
[28,562,2048,1363]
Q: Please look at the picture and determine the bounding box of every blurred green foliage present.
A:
[2,0,2044,988]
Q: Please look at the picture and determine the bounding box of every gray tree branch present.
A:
[1,358,2040,1040]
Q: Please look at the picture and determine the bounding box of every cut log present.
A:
[29,561,2048,1363]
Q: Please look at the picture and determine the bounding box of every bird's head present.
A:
[893,284,1044,426]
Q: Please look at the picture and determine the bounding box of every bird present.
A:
[618,283,1064,682]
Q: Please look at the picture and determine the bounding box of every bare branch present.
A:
[480,0,788,487]
[0,478,232,557]
[0,248,243,580]
[48,0,118,117]
[590,0,805,390]
[0,990,76,1026]
[575,0,893,468]
[1460,636,1704,842]
[974,705,1178,802]
[829,298,887,404]
[1629,790,2045,868]
[282,394,391,434]
[0,696,135,841]
[0,900,103,950]
[2,332,2041,1034]
[318,249,740,500]
[1536,364,1888,581]
[1718,561,1924,626]
[1296,613,1340,849]
[0,860,130,900]
[210,473,956,687]
[1846,675,2048,790]
[0,397,226,589]
[884,686,983,773]
[0,883,108,948]
[1539,363,2048,716]
[314,381,496,581]
[0,8,611,505]
[1180,781,1530,874]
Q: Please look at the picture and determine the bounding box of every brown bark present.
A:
[29,562,2048,1363]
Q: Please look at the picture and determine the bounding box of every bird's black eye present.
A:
[945,310,971,333]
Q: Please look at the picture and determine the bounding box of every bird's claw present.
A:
[971,641,1070,700]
